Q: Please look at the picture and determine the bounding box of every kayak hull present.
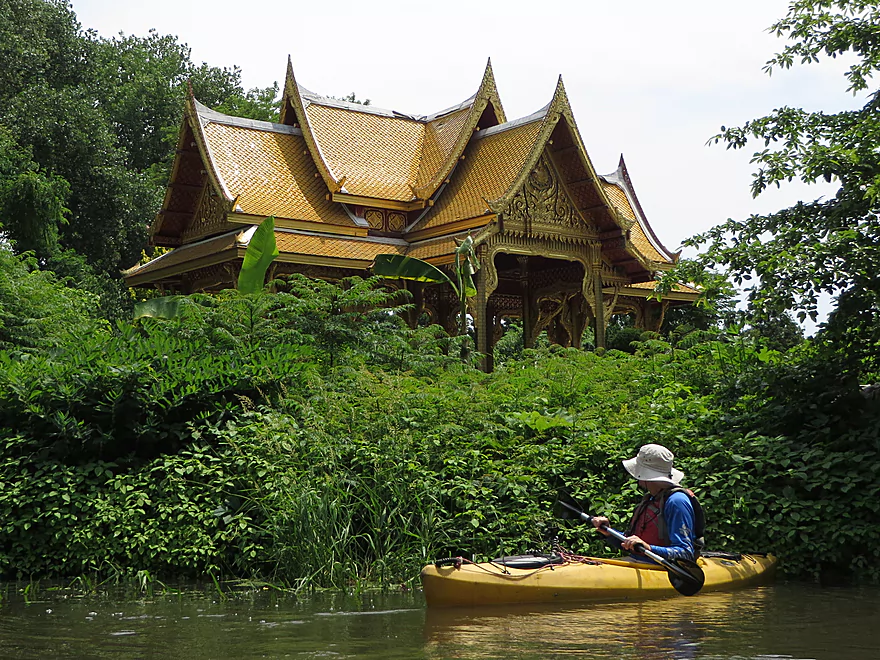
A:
[421,554,777,608]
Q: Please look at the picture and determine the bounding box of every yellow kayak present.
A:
[421,553,777,608]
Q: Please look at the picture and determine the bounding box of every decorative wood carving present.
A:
[182,185,233,242]
[502,154,595,238]
[362,208,406,232]
[365,209,384,229]
[387,212,406,232]
[603,287,622,324]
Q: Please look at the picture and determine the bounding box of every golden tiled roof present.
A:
[601,181,668,264]
[127,227,407,283]
[201,122,352,226]
[275,231,406,261]
[415,107,472,191]
[305,104,424,201]
[414,119,544,231]
[406,236,459,261]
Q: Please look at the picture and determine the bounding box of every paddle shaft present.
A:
[564,504,698,584]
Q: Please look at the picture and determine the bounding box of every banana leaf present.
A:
[133,296,180,320]
[237,216,279,294]
[372,254,456,293]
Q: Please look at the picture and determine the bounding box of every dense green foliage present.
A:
[0,247,106,353]
[0,262,877,587]
[0,0,878,594]
[0,0,280,316]
[685,0,880,377]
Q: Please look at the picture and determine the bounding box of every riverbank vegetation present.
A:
[0,258,877,587]
[1,0,879,590]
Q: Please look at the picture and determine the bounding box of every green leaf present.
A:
[372,254,455,291]
[133,296,180,320]
[237,216,279,294]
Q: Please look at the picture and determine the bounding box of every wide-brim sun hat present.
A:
[622,443,684,485]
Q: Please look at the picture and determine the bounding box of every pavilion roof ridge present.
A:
[299,86,424,121]
[474,106,548,140]
[193,99,303,136]
[298,86,482,124]
[295,60,500,125]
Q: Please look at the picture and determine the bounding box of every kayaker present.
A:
[591,443,704,563]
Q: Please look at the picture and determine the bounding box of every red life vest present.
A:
[626,487,705,553]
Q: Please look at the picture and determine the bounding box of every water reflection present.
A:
[423,586,879,659]
[0,583,877,659]
[424,591,748,659]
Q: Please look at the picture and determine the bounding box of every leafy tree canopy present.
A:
[0,0,281,312]
[684,0,880,374]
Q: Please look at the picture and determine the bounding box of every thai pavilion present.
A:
[124,59,698,370]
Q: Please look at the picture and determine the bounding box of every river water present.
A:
[0,582,877,659]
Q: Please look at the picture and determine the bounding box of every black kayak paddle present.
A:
[554,493,705,597]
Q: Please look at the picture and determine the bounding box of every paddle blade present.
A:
[668,559,705,596]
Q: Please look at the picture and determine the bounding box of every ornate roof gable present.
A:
[280,57,344,195]
[480,78,673,275]
[412,59,507,201]
[488,79,620,229]
[488,78,593,219]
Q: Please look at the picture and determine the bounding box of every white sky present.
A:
[72,0,864,327]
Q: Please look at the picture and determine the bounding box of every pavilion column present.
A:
[592,265,606,350]
[475,265,491,372]
[517,256,536,348]
[438,291,457,336]
[402,280,425,329]
[567,293,589,349]
[642,300,669,333]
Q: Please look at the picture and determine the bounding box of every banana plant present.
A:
[237,215,279,294]
[134,216,279,320]
[132,296,181,320]
[372,234,480,339]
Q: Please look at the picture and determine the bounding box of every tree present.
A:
[330,92,371,106]
[687,0,880,374]
[0,128,70,256]
[216,82,281,123]
[0,1,274,289]
[90,30,250,184]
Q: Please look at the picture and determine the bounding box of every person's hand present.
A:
[591,516,610,536]
[622,535,648,554]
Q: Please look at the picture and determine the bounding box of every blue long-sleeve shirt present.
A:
[647,490,696,562]
[605,490,696,562]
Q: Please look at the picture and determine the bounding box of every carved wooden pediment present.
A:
[181,186,234,243]
[501,153,597,239]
